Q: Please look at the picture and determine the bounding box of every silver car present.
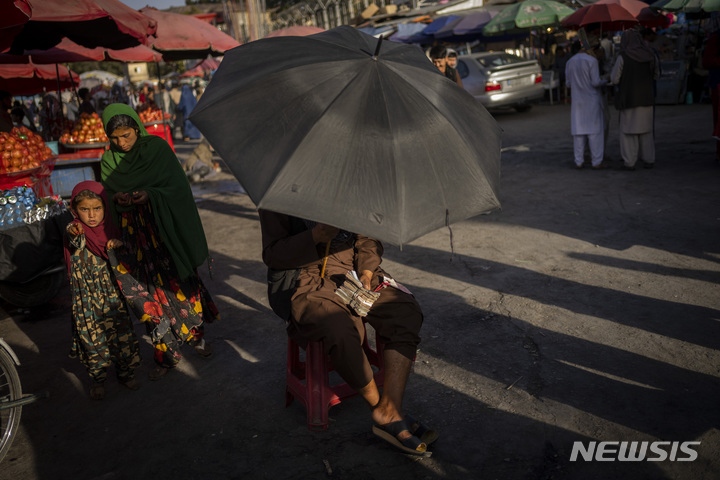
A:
[456,52,544,112]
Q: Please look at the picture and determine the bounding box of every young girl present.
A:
[64,181,141,400]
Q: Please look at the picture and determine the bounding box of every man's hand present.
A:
[107,239,123,250]
[131,190,149,205]
[114,192,132,207]
[311,223,339,244]
[360,270,373,290]
[67,222,84,237]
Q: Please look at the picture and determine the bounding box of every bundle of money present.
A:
[334,270,381,317]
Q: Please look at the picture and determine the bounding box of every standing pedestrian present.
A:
[100,103,219,380]
[428,45,463,88]
[565,41,609,169]
[611,29,659,170]
[177,85,202,141]
[64,181,142,400]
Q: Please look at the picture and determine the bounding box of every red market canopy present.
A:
[0,62,80,96]
[22,38,164,64]
[0,0,32,29]
[139,7,241,61]
[2,0,157,54]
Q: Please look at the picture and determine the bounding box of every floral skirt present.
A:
[109,203,219,368]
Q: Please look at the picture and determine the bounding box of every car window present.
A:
[456,60,469,79]
[475,53,527,68]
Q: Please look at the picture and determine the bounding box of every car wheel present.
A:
[514,104,532,113]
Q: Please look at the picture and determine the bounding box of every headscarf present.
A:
[621,29,656,67]
[100,103,209,280]
[63,180,121,275]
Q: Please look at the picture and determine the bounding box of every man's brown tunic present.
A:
[259,210,423,389]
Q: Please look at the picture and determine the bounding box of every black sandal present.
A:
[372,419,431,457]
[405,414,439,446]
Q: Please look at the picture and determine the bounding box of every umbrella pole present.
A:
[67,63,80,110]
[55,63,64,142]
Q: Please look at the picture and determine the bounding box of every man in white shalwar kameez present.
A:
[611,29,660,170]
[566,43,607,169]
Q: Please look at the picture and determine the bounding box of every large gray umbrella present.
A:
[190,26,501,247]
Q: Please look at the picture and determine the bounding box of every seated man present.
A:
[259,209,437,456]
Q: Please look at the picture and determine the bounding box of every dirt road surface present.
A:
[1,102,718,480]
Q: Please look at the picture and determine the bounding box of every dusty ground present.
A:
[0,101,718,480]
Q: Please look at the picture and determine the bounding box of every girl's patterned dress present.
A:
[68,234,141,385]
[110,203,219,368]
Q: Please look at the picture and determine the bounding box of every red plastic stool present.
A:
[286,326,384,431]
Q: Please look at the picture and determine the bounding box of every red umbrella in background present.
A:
[2,0,157,54]
[0,0,32,53]
[139,7,241,60]
[265,26,325,37]
[561,3,639,30]
[178,57,222,78]
[0,0,32,29]
[594,0,670,27]
[0,62,79,96]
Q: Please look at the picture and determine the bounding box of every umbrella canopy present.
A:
[139,7,241,61]
[79,70,123,86]
[265,26,325,37]
[650,0,720,12]
[595,0,670,25]
[10,38,163,64]
[434,10,503,42]
[388,23,428,43]
[2,0,157,54]
[561,3,640,30]
[407,15,461,43]
[483,0,575,35]
[190,26,502,247]
[0,0,32,29]
[0,62,79,96]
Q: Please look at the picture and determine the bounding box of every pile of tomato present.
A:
[0,127,54,174]
[59,112,109,145]
[137,104,165,124]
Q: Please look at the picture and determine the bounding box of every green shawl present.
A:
[100,103,208,280]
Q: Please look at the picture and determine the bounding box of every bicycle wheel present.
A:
[0,346,22,463]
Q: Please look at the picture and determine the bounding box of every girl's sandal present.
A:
[90,383,105,400]
[121,378,141,390]
[148,366,169,381]
[194,339,213,358]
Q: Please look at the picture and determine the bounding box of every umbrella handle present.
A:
[320,242,331,279]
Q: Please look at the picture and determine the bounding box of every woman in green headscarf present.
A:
[101,103,219,380]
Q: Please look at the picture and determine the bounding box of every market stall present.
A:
[138,104,174,151]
